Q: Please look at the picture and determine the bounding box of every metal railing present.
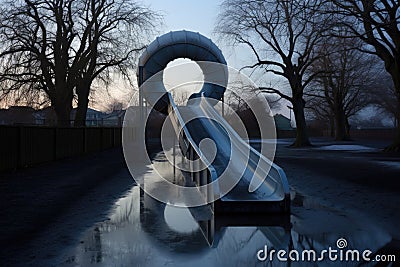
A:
[199,95,290,203]
[167,93,219,204]
[166,92,290,210]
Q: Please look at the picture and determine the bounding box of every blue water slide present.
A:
[137,31,290,213]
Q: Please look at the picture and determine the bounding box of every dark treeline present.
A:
[0,0,399,151]
[0,0,160,127]
[216,0,400,151]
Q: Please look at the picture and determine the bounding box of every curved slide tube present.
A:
[137,30,290,213]
[169,93,290,213]
[138,30,228,114]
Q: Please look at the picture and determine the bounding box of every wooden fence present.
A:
[0,126,122,172]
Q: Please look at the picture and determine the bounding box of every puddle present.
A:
[164,205,199,233]
[58,189,393,266]
[58,151,395,266]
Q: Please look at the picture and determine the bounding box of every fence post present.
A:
[111,128,114,148]
[83,127,87,154]
[100,127,104,151]
[17,126,23,168]
[53,127,57,160]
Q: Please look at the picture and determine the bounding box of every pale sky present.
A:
[102,0,292,117]
[141,0,263,70]
[142,0,219,38]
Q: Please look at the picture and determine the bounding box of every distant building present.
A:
[70,108,106,126]
[274,114,293,131]
[101,110,126,127]
[0,106,36,125]
[35,106,57,126]
[0,106,112,126]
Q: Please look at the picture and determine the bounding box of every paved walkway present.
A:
[272,138,400,241]
[1,138,399,265]
[0,148,131,264]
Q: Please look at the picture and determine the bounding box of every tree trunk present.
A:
[329,115,335,138]
[334,104,350,141]
[385,63,400,152]
[385,89,400,152]
[51,89,72,127]
[291,96,311,147]
[391,116,400,152]
[345,117,351,139]
[74,84,90,127]
[54,107,71,127]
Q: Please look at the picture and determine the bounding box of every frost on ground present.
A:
[378,161,400,170]
[316,144,378,151]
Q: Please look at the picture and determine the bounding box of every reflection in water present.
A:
[61,185,392,266]
[61,151,393,266]
[164,205,199,233]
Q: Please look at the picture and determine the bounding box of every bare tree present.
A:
[223,83,270,138]
[331,0,400,150]
[306,35,378,140]
[0,0,159,126]
[72,0,159,126]
[369,78,400,128]
[0,0,76,126]
[216,0,331,147]
[170,90,189,106]
[0,80,50,109]
[306,96,335,136]
[265,94,282,113]
[224,85,257,114]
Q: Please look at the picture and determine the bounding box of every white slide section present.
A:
[171,94,290,204]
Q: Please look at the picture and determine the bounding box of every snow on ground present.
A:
[246,139,292,145]
[378,161,400,170]
[316,144,378,152]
